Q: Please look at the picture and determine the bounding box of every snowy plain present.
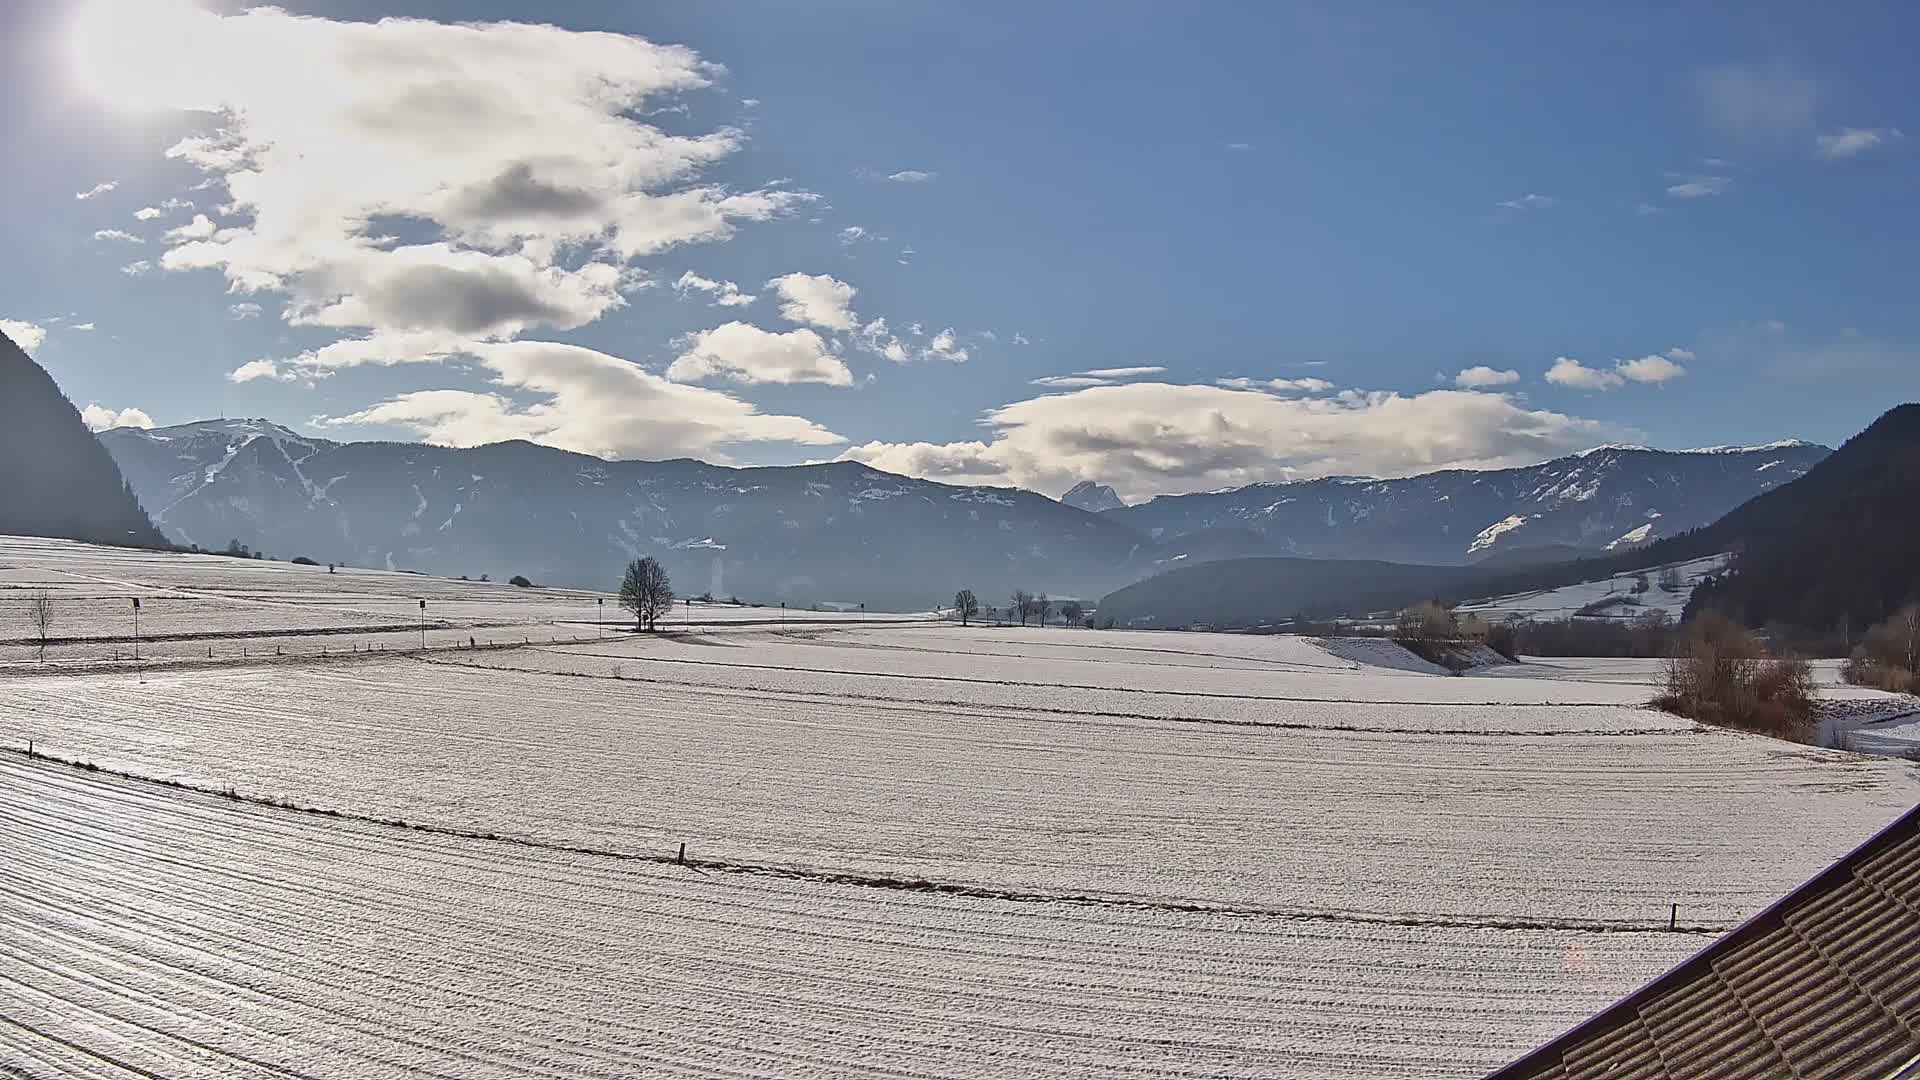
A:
[3,538,1919,1078]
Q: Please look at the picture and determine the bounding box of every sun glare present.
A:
[69,0,221,113]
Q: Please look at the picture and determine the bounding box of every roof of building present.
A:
[1488,801,1920,1080]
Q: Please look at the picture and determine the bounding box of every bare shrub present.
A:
[1843,605,1920,694]
[1653,613,1818,740]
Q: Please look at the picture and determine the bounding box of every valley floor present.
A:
[3,536,1919,1078]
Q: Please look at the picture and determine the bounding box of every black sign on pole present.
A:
[419,599,426,649]
[132,596,141,660]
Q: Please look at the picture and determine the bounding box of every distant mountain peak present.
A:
[1061,480,1126,513]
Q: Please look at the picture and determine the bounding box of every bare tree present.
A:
[26,591,53,661]
[1010,589,1032,627]
[619,557,674,632]
[1631,573,1650,595]
[1396,600,1457,641]
[953,589,979,626]
[1059,599,1084,627]
[1034,592,1050,627]
[1657,566,1684,593]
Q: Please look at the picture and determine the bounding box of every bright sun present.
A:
[69,0,221,113]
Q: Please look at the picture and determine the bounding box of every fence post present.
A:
[1670,903,1677,930]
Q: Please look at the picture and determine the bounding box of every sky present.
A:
[4,0,1916,501]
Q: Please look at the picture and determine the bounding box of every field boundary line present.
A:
[3,748,1725,938]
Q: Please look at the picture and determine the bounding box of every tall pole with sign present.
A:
[419,598,426,650]
[598,597,604,638]
[132,596,141,660]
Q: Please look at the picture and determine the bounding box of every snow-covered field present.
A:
[0,535,925,664]
[1456,554,1726,623]
[4,539,1919,1078]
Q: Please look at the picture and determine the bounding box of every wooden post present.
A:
[1670,903,1677,930]
[677,842,686,866]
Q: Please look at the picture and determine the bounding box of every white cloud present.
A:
[319,340,843,459]
[886,170,937,183]
[0,320,48,351]
[79,404,154,431]
[1634,202,1665,216]
[925,327,967,363]
[1454,366,1521,388]
[766,272,857,331]
[1695,63,1816,145]
[1614,353,1687,384]
[228,359,290,383]
[1080,366,1166,380]
[71,322,95,331]
[1544,357,1625,391]
[1225,141,1254,151]
[1031,364,1169,389]
[1546,350,1689,390]
[673,271,755,308]
[228,302,262,320]
[838,225,872,246]
[132,198,192,221]
[840,383,1619,501]
[1214,376,1336,393]
[91,3,806,349]
[1497,193,1556,210]
[74,181,117,200]
[1031,376,1115,389]
[1012,332,1031,346]
[163,213,217,242]
[1666,173,1731,199]
[120,261,153,276]
[666,321,853,386]
[1814,127,1904,160]
[92,229,143,243]
[257,330,467,375]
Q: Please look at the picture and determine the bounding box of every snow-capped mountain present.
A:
[98,420,1151,609]
[1103,443,1830,565]
[1060,481,1126,514]
[97,420,1831,606]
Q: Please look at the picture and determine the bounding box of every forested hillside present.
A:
[0,331,166,548]
[1683,404,1920,635]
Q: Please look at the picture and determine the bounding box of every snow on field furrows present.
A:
[3,536,1920,1078]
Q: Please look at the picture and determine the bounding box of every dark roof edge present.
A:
[1485,799,1920,1078]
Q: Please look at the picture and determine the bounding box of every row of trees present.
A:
[951,589,1085,628]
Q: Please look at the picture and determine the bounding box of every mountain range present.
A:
[98,420,1149,609]
[1101,404,1920,638]
[97,415,1830,609]
[1099,441,1829,564]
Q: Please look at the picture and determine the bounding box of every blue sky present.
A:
[4,0,1915,499]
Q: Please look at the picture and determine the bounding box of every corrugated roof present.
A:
[1489,803,1920,1080]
